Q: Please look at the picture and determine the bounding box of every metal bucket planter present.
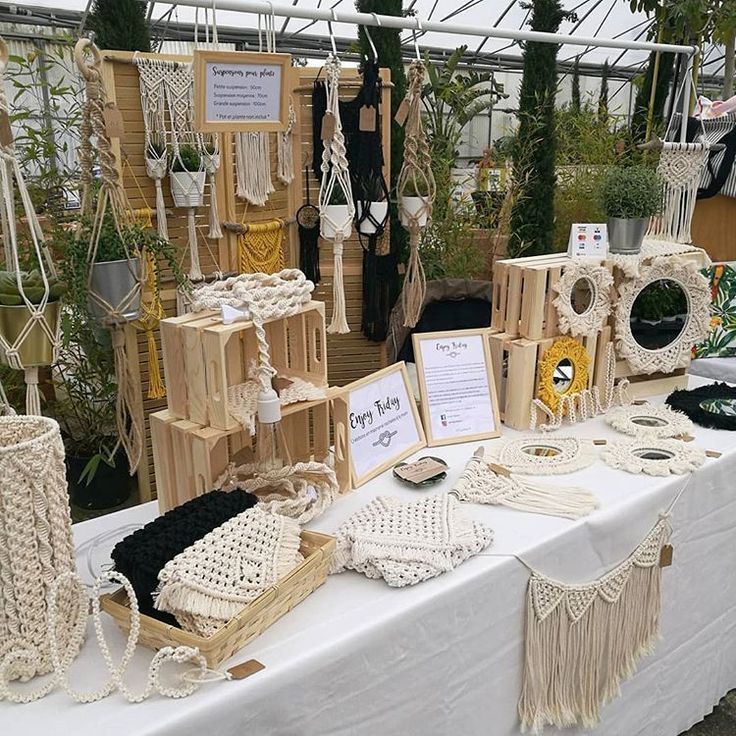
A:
[170,170,206,208]
[89,257,141,324]
[608,217,649,255]
[0,300,60,367]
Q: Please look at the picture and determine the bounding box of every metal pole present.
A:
[166,0,697,55]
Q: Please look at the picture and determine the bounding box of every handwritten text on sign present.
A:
[205,62,282,123]
[348,369,421,481]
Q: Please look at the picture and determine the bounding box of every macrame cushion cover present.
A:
[693,264,736,359]
[111,490,257,621]
[330,494,493,587]
[0,416,79,681]
[666,382,736,430]
[155,507,303,637]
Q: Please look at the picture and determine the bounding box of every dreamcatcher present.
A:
[296,166,321,284]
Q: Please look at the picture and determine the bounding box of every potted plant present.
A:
[400,177,430,228]
[0,270,67,367]
[356,174,388,235]
[322,185,352,240]
[170,144,205,208]
[145,138,168,179]
[601,165,661,254]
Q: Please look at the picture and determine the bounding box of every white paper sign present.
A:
[347,366,424,484]
[205,62,282,123]
[415,332,500,445]
[567,223,608,258]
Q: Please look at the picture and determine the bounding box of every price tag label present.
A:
[103,102,125,138]
[359,105,377,132]
[394,99,409,127]
[321,112,335,141]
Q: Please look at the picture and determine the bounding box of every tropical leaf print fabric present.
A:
[693,264,736,359]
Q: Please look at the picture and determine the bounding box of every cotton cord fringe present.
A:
[235,132,275,206]
[519,517,671,733]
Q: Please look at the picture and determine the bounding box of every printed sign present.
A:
[193,50,291,132]
[413,329,501,446]
[567,223,608,258]
[343,363,426,487]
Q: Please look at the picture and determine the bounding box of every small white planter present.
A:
[400,196,428,227]
[170,170,206,208]
[321,204,352,240]
[357,201,389,235]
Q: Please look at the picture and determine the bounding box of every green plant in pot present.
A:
[0,270,67,367]
[601,165,661,254]
[170,143,205,208]
[400,177,430,227]
[322,184,353,240]
[356,173,388,236]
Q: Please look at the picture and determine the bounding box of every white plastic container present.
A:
[321,204,352,240]
[170,170,206,208]
[400,196,429,227]
[357,201,389,235]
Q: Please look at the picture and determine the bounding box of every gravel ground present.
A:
[681,692,736,735]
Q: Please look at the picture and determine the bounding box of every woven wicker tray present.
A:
[101,530,335,667]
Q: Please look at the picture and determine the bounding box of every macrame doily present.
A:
[155,507,303,637]
[666,382,736,431]
[614,257,711,375]
[553,262,613,338]
[492,436,597,476]
[605,402,694,439]
[536,337,590,414]
[519,516,671,732]
[601,438,706,476]
[451,448,598,520]
[330,494,493,588]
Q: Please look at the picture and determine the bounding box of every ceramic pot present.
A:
[607,216,649,255]
[321,204,352,240]
[89,258,141,324]
[400,196,429,227]
[357,201,389,235]
[170,170,206,208]
[0,301,60,367]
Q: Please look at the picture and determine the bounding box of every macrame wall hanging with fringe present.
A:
[238,219,286,275]
[0,37,61,415]
[666,381,736,430]
[397,60,436,328]
[519,516,672,733]
[296,166,321,284]
[76,38,144,473]
[318,53,355,334]
[451,447,598,520]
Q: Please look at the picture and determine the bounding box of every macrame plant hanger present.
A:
[277,97,297,186]
[397,40,436,328]
[75,38,144,473]
[318,19,355,334]
[0,37,60,415]
[296,165,321,283]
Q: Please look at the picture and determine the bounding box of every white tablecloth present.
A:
[4,376,736,736]
[690,356,736,383]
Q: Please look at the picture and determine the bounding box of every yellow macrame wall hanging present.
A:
[238,219,285,275]
[536,336,590,413]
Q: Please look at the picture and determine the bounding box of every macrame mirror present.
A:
[602,438,705,476]
[614,258,710,374]
[666,382,736,430]
[553,262,613,338]
[536,337,590,413]
[605,403,693,439]
[492,436,596,475]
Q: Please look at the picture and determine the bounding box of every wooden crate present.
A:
[101,530,335,668]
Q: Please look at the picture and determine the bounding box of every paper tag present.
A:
[227,659,265,680]
[488,462,512,478]
[394,457,446,484]
[659,544,673,568]
[321,112,335,140]
[593,439,607,446]
[567,223,608,258]
[706,449,722,458]
[359,105,377,132]
[394,99,409,127]
[397,262,406,275]
[0,110,13,147]
[103,102,125,138]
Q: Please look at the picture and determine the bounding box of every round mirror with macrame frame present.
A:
[602,438,705,476]
[553,262,613,338]
[537,336,590,413]
[605,403,694,439]
[492,436,597,475]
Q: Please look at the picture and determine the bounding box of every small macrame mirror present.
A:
[605,402,693,439]
[602,438,705,476]
[493,436,596,475]
[666,382,736,430]
[537,337,590,413]
[614,258,710,374]
[553,262,613,338]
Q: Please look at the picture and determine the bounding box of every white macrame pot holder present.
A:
[605,403,694,439]
[614,257,711,375]
[602,438,706,476]
[492,436,597,475]
[553,262,613,338]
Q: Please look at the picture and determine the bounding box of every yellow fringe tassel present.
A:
[146,329,166,399]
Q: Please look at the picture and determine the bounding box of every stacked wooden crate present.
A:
[151,299,350,512]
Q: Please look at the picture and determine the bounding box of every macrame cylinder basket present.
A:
[89,258,141,324]
[170,171,206,209]
[400,196,429,228]
[0,416,79,680]
[0,301,60,366]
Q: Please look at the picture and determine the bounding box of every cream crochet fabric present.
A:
[602,438,706,476]
[492,436,597,476]
[0,416,79,681]
[155,507,303,636]
[330,494,493,587]
[605,403,694,439]
[608,238,711,278]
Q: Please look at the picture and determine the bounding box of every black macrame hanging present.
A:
[296,166,321,284]
[312,61,397,342]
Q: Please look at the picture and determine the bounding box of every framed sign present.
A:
[193,50,291,132]
[413,329,501,446]
[338,363,426,488]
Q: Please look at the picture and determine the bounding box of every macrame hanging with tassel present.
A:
[238,219,286,275]
[397,60,436,328]
[0,37,61,415]
[277,99,296,186]
[318,53,355,334]
[519,515,672,733]
[296,166,321,284]
[75,38,144,473]
[202,133,223,240]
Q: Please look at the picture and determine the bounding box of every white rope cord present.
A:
[235,131,275,206]
[318,53,355,334]
[277,98,296,185]
[0,37,61,415]
[203,134,223,239]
